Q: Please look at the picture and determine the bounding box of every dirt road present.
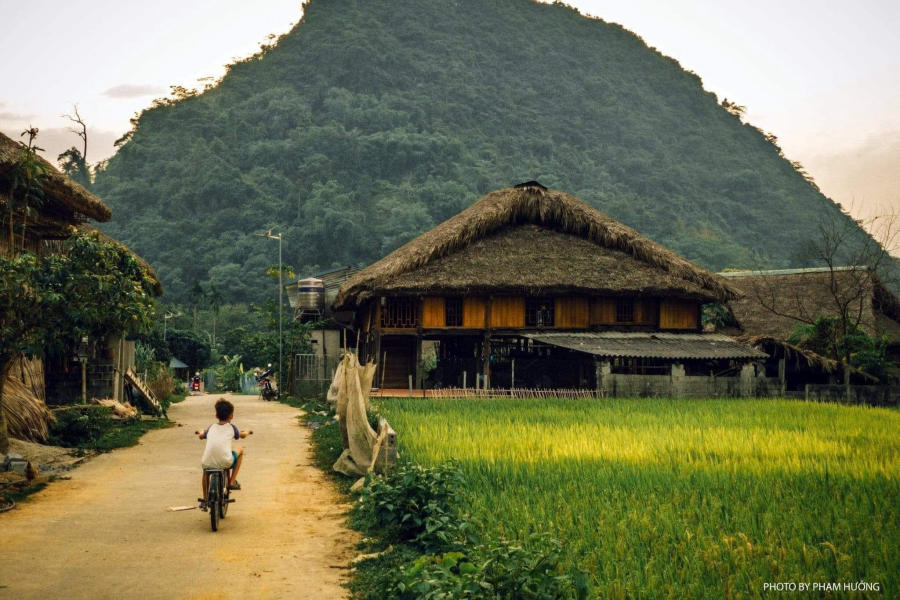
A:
[0,393,359,599]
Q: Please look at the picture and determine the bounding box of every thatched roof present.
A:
[0,131,111,231]
[722,267,900,343]
[335,184,736,309]
[741,335,880,383]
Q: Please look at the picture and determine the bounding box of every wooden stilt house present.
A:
[334,183,765,395]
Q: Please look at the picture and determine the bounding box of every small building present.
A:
[334,183,765,396]
[721,267,900,394]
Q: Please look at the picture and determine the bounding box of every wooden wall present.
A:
[659,299,698,329]
[555,297,589,328]
[590,298,616,325]
[490,296,525,328]
[422,297,444,328]
[375,295,698,330]
[463,297,487,328]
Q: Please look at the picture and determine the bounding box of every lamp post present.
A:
[163,312,180,341]
[258,229,283,391]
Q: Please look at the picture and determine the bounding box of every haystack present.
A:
[1,376,55,443]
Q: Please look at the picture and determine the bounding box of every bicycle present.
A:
[196,430,252,531]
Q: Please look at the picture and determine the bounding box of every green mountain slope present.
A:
[94,0,859,304]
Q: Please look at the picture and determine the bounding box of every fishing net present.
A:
[332,353,394,476]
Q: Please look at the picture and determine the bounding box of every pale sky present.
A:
[2,0,898,246]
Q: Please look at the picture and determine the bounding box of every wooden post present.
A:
[483,297,492,390]
[462,371,467,389]
[511,358,516,388]
[80,359,87,404]
[778,358,786,397]
[415,335,423,389]
[373,299,382,387]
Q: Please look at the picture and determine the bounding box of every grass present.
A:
[375,397,900,599]
[85,418,173,452]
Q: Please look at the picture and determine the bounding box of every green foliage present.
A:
[353,461,469,552]
[213,354,244,392]
[1,230,155,363]
[134,341,156,374]
[49,405,113,447]
[789,316,894,379]
[385,535,585,600]
[57,147,91,188]
[92,0,871,304]
[164,328,212,371]
[86,418,173,452]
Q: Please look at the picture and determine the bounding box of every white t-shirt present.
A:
[201,423,240,469]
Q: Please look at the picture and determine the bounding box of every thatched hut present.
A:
[335,183,764,394]
[721,267,900,388]
[1,131,111,252]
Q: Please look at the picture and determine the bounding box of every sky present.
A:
[1,0,897,246]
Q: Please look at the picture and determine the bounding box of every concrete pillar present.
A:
[670,363,685,397]
[596,360,611,395]
[740,363,755,397]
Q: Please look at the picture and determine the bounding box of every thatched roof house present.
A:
[721,267,900,343]
[1,131,111,242]
[335,183,762,393]
[335,182,736,310]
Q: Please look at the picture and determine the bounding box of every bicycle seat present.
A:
[203,468,226,474]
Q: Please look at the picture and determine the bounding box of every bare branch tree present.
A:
[62,104,88,162]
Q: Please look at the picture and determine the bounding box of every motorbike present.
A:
[191,375,202,394]
[256,366,277,401]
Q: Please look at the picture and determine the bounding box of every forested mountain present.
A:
[94,0,862,304]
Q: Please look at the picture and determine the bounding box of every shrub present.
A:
[353,461,468,552]
[366,534,586,600]
[49,405,113,447]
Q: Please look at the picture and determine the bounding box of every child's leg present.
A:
[229,446,244,486]
[201,472,209,500]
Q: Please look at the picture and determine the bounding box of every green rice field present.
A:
[375,397,899,599]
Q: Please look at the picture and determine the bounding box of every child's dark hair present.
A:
[215,398,234,420]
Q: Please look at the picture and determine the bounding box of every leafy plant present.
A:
[353,460,468,552]
[49,405,113,447]
[213,354,244,392]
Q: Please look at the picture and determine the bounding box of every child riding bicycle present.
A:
[196,398,251,510]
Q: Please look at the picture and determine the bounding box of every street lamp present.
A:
[257,229,283,392]
[163,312,181,341]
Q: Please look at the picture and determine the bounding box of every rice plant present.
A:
[377,397,899,599]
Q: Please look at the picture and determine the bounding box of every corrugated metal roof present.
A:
[524,332,767,360]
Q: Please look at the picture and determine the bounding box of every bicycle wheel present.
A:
[208,473,219,532]
[219,486,229,519]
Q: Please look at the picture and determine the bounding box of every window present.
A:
[445,298,463,327]
[381,298,417,328]
[616,299,634,323]
[525,298,554,327]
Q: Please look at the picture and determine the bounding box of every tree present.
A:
[206,283,223,349]
[0,231,156,452]
[58,105,91,188]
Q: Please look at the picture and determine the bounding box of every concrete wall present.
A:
[597,361,781,398]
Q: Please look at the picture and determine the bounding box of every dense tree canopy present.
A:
[93,0,867,304]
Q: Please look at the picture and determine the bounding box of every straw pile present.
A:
[92,398,138,420]
[1,376,55,442]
